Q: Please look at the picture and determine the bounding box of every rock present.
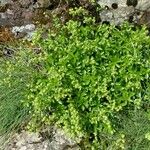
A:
[136,0,150,11]
[98,0,148,9]
[98,0,150,25]
[5,131,48,150]
[25,132,42,144]
[4,127,79,150]
[98,0,127,8]
[48,128,77,150]
[11,24,36,39]
[100,6,135,25]
[98,0,133,25]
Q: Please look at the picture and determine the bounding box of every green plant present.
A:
[115,109,150,150]
[0,45,34,148]
[26,20,150,149]
[90,109,150,150]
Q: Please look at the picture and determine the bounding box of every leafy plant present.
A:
[25,19,150,149]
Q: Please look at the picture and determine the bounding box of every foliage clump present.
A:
[26,19,150,148]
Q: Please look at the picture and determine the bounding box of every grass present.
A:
[90,109,150,150]
[0,44,33,148]
[120,109,150,150]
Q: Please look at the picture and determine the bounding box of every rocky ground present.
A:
[99,0,150,26]
[1,0,150,149]
[0,0,56,41]
[0,0,150,41]
[2,127,80,150]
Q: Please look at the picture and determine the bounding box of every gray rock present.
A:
[98,0,127,8]
[11,24,36,39]
[98,0,132,25]
[4,127,79,150]
[48,128,78,150]
[100,6,135,25]
[12,24,35,34]
[98,0,150,25]
[136,0,150,11]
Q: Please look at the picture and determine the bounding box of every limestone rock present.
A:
[98,0,150,25]
[98,0,127,8]
[4,127,79,150]
[136,0,150,11]
[100,6,135,25]
[11,24,35,39]
[48,128,78,150]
